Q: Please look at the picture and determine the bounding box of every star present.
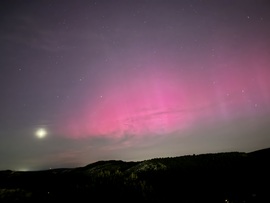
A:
[35,128,47,139]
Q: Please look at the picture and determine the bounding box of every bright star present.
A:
[35,128,47,139]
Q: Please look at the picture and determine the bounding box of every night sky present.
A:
[1,0,270,171]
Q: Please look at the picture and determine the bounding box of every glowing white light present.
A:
[35,128,47,139]
[18,168,29,171]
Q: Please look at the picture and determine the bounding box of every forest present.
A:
[0,148,269,203]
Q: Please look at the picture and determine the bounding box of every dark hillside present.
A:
[0,148,269,202]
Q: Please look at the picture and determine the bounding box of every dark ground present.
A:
[1,148,269,203]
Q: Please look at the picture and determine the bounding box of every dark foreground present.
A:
[1,148,270,203]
